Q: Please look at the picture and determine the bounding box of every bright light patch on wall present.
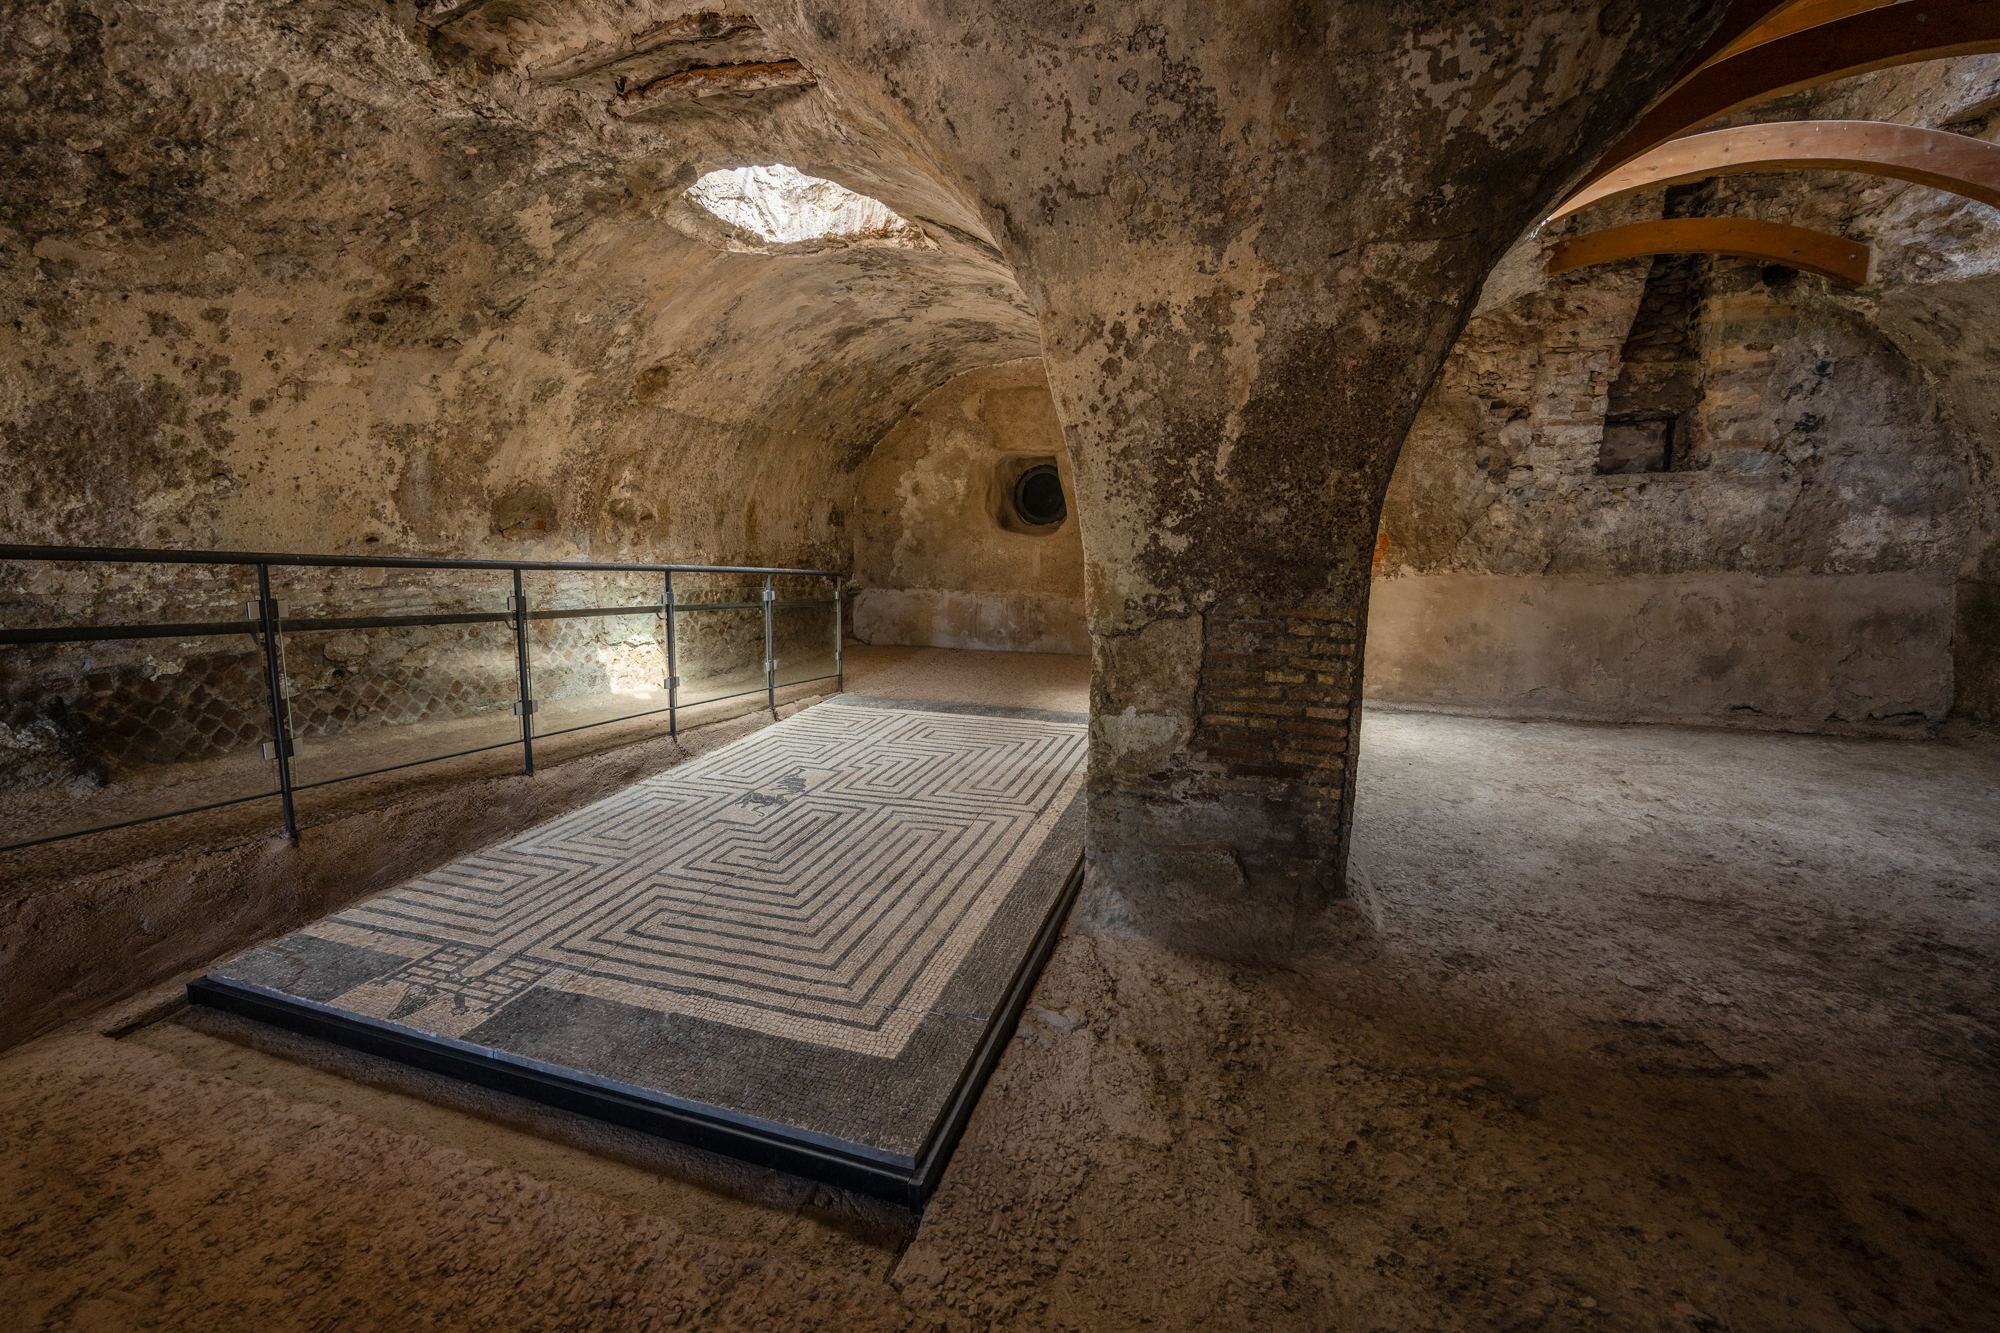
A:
[683,163,929,249]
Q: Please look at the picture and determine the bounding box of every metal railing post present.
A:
[664,570,678,740]
[513,568,535,775]
[834,575,844,693]
[763,574,776,712]
[254,563,299,842]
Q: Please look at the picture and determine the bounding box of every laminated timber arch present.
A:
[1547,218,1873,287]
[1589,0,2000,176]
[1704,0,1901,64]
[1690,0,1848,66]
[1551,120,2000,219]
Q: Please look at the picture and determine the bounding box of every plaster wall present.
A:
[1364,572,1952,731]
[850,359,1087,655]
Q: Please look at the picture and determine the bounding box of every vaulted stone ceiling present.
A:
[2,0,1038,565]
[6,1,1866,954]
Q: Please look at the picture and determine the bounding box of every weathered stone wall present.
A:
[0,0,1041,564]
[1367,58,2000,734]
[11,0,1938,970]
[850,358,1087,655]
[1,0,1020,837]
[1369,244,1971,733]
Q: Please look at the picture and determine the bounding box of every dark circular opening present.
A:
[1761,263,1799,289]
[1013,464,1067,527]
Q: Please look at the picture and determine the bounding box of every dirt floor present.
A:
[2,657,1996,1331]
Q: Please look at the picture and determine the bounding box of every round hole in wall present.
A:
[1013,464,1067,527]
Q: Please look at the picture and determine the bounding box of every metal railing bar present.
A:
[256,563,300,842]
[0,602,842,645]
[289,738,529,792]
[1,544,840,578]
[531,672,844,743]
[0,788,282,854]
[771,672,841,692]
[668,683,783,713]
[288,600,835,625]
[664,569,678,740]
[512,570,534,777]
[528,703,679,742]
[764,574,776,711]
[0,620,262,646]
[282,612,512,633]
[533,605,664,622]
[527,600,831,619]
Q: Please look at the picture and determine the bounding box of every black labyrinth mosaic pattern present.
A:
[214,697,1087,1067]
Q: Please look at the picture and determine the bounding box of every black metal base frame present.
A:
[187,855,1085,1210]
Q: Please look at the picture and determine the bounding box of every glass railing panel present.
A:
[0,559,276,848]
[271,567,522,790]
[672,578,770,708]
[771,595,840,690]
[2,556,846,849]
[522,570,670,738]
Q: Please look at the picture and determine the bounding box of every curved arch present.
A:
[1706,0,1899,64]
[1692,0,1834,68]
[1553,120,2000,219]
[1547,218,1872,287]
[1590,0,2000,176]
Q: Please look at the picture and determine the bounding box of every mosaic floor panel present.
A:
[195,695,1087,1201]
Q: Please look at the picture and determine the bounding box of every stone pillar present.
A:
[783,1,1745,955]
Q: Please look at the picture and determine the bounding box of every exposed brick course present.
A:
[1190,601,1363,789]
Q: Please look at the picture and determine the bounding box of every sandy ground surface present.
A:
[2,660,1996,1331]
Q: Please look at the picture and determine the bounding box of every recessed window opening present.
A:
[1597,182,1710,476]
[1013,464,1068,527]
[684,163,928,248]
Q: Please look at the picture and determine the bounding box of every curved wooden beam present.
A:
[1547,218,1872,287]
[1593,0,2000,176]
[1692,0,1831,68]
[1553,120,2000,218]
[1707,0,1900,64]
